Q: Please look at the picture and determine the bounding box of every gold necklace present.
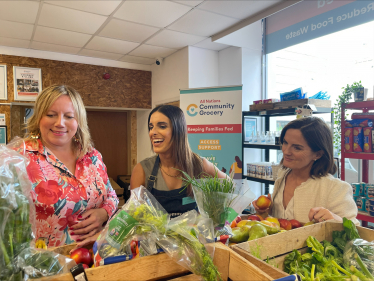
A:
[159,163,181,178]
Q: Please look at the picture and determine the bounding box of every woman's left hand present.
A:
[308,207,342,223]
[70,208,109,241]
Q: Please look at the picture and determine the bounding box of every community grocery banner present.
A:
[180,86,242,179]
[266,0,374,54]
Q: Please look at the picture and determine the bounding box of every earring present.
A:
[314,159,317,161]
[31,133,40,139]
[73,135,79,143]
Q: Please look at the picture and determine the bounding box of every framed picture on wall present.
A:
[0,126,7,145]
[13,66,42,101]
[244,117,256,142]
[0,65,7,100]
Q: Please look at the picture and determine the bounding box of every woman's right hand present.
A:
[252,194,272,214]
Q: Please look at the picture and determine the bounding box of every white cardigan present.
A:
[271,168,359,225]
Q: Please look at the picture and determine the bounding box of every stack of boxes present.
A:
[352,182,374,214]
[344,119,373,153]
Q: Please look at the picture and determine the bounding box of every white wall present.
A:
[218,46,242,87]
[136,110,153,164]
[137,48,189,162]
[188,46,218,88]
[151,47,189,107]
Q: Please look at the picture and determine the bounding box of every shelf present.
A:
[244,175,275,184]
[341,152,374,160]
[343,101,374,110]
[243,107,332,117]
[357,211,374,224]
[243,143,281,149]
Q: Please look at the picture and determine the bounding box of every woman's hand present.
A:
[70,208,109,242]
[69,233,101,254]
[252,194,272,214]
[308,207,342,223]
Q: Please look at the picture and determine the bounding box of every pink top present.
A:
[18,139,118,247]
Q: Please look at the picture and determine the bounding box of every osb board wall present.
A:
[0,54,151,144]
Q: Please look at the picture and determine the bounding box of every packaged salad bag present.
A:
[1,139,75,281]
[93,186,169,266]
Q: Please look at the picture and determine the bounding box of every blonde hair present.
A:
[25,85,93,156]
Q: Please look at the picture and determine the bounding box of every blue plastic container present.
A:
[369,209,374,216]
[361,183,366,197]
[365,199,370,212]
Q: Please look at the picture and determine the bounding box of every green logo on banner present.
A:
[106,210,138,249]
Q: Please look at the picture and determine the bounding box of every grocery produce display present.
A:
[283,218,374,281]
[229,210,306,244]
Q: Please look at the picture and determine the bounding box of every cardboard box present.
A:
[344,128,353,152]
[353,127,364,152]
[364,127,372,153]
[232,221,374,279]
[49,242,272,281]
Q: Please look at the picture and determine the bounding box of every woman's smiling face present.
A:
[148,111,173,154]
[39,95,78,150]
[282,128,321,172]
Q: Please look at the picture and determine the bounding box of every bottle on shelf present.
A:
[260,131,266,144]
[253,131,259,143]
[265,131,271,145]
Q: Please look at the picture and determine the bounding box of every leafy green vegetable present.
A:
[164,229,222,281]
[306,236,324,255]
[343,217,360,241]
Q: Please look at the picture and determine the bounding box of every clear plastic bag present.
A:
[193,179,255,226]
[157,210,222,281]
[343,238,374,278]
[93,186,169,266]
[0,139,36,281]
[16,247,76,280]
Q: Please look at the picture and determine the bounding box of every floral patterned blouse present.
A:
[17,139,119,247]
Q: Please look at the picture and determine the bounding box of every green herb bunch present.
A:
[164,229,222,281]
[180,171,239,225]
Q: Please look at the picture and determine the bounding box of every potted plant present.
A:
[332,81,363,155]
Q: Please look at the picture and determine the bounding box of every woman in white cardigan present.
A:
[253,117,359,225]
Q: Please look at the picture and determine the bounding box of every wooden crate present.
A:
[44,242,274,281]
[273,99,331,110]
[250,103,274,111]
[231,221,374,279]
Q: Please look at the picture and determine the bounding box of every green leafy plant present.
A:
[332,81,363,155]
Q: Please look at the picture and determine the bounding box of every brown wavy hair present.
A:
[148,105,203,195]
[280,117,337,178]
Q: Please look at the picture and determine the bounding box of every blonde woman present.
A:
[16,85,118,247]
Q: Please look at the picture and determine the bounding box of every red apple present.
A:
[70,248,93,266]
[256,195,272,210]
[247,215,261,221]
[235,216,242,223]
[81,263,89,269]
[278,219,292,230]
[289,219,302,229]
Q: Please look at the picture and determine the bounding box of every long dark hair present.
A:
[148,105,203,195]
[280,117,336,178]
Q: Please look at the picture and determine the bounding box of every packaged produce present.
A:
[94,186,169,266]
[353,127,364,152]
[345,128,353,152]
[157,210,222,281]
[351,183,361,197]
[364,127,372,153]
[345,119,373,128]
[0,140,36,281]
[16,248,76,279]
